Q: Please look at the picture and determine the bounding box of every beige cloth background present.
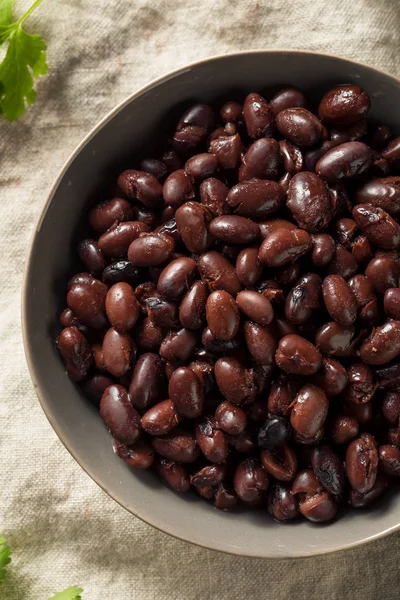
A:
[1,0,400,598]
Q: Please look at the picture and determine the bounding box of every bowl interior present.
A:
[23,51,400,558]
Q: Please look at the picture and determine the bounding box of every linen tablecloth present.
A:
[1,0,400,597]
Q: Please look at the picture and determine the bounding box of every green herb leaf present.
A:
[0,537,12,584]
[0,0,13,28]
[49,586,84,600]
[0,0,47,120]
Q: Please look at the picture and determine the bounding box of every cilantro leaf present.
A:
[0,0,13,28]
[49,586,84,600]
[0,0,47,120]
[0,537,12,584]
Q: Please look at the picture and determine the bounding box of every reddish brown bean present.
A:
[243,92,274,139]
[259,228,312,267]
[159,328,197,363]
[379,445,400,476]
[135,317,163,351]
[102,328,135,377]
[209,134,243,170]
[355,178,400,216]
[384,288,400,320]
[215,401,247,435]
[129,353,165,410]
[353,204,400,249]
[152,430,199,463]
[235,248,263,287]
[168,367,204,418]
[285,273,321,325]
[346,433,378,493]
[236,290,274,326]
[290,384,329,437]
[209,215,260,245]
[162,169,195,206]
[349,472,388,508]
[185,153,218,180]
[322,274,357,326]
[100,384,140,445]
[195,416,228,463]
[117,169,163,207]
[311,445,344,495]
[330,415,359,445]
[365,257,399,294]
[327,243,358,279]
[67,281,107,330]
[234,458,269,504]
[270,87,307,115]
[141,400,180,436]
[57,326,93,381]
[268,482,299,521]
[299,491,337,522]
[206,290,240,341]
[287,172,332,231]
[316,142,372,181]
[310,233,336,268]
[214,357,255,404]
[276,108,324,147]
[227,180,285,220]
[244,321,277,365]
[156,257,197,302]
[127,233,175,267]
[275,335,321,375]
[360,321,400,365]
[114,439,154,470]
[155,459,190,493]
[179,281,208,330]
[318,85,370,125]
[315,321,357,356]
[89,198,134,233]
[239,138,280,181]
[261,445,297,482]
[105,282,139,332]
[311,357,348,397]
[199,178,229,217]
[198,251,241,296]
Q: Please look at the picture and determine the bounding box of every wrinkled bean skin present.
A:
[98,222,150,258]
[276,108,324,147]
[316,142,372,181]
[330,415,359,445]
[360,321,400,365]
[236,290,274,326]
[102,261,140,287]
[312,357,348,396]
[259,228,312,267]
[287,172,332,232]
[179,280,208,329]
[310,233,336,268]
[155,459,190,493]
[270,87,307,116]
[57,327,93,381]
[209,133,243,170]
[299,491,337,522]
[118,170,163,207]
[261,445,297,481]
[168,367,204,418]
[206,290,240,341]
[318,85,370,125]
[382,391,400,425]
[195,416,228,463]
[198,251,241,295]
[100,384,141,445]
[353,204,400,249]
[379,445,400,476]
[267,374,295,417]
[105,283,140,332]
[285,273,321,325]
[159,328,197,363]
[152,430,199,463]
[322,275,357,326]
[355,178,400,215]
[227,181,285,220]
[199,178,229,217]
[163,169,194,206]
[290,384,329,437]
[239,138,280,181]
[67,281,108,330]
[243,92,274,139]
[268,483,300,521]
[89,198,134,233]
[102,328,135,377]
[141,400,180,435]
[129,353,165,410]
[349,472,388,508]
[344,361,376,404]
[214,357,255,404]
[275,335,321,375]
[113,439,154,470]
[311,446,344,495]
[346,433,378,493]
[234,458,269,504]
[157,257,197,302]
[279,140,303,175]
[209,215,260,245]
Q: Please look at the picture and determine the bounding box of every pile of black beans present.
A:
[57,84,400,523]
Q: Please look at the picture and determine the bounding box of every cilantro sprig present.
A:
[0,0,48,120]
[0,537,12,584]
[49,586,84,600]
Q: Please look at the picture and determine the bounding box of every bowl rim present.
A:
[22,48,400,558]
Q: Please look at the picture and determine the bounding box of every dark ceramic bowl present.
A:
[22,50,400,558]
